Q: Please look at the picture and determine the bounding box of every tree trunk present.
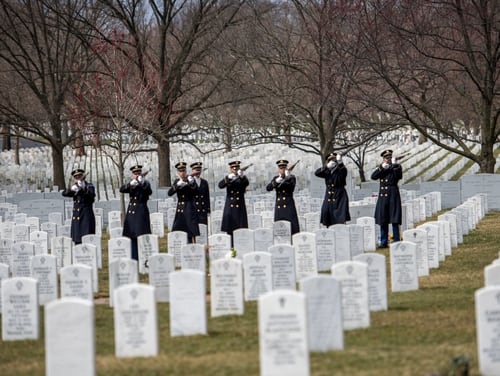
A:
[479,140,495,173]
[1,126,11,151]
[51,145,66,188]
[14,136,20,165]
[224,126,232,152]
[157,139,172,186]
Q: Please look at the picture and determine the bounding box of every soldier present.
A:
[218,161,249,239]
[61,168,96,244]
[120,165,152,260]
[266,159,300,234]
[168,162,200,243]
[190,161,211,226]
[371,149,403,248]
[315,152,351,226]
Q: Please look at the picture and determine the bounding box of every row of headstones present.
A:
[2,188,484,333]
[475,196,500,375]
[0,205,481,376]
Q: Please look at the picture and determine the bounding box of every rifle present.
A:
[228,163,253,183]
[240,163,253,171]
[288,160,300,171]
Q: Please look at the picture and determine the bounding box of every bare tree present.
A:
[234,0,394,162]
[69,39,157,211]
[76,1,255,185]
[0,0,99,187]
[360,0,500,172]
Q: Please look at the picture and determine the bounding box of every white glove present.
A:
[382,162,390,169]
[336,154,343,163]
[187,175,194,183]
[327,160,336,169]
[228,173,236,180]
[77,180,84,187]
[130,179,139,187]
[176,179,187,187]
[284,169,290,177]
[275,176,284,184]
[137,175,144,183]
[71,184,79,192]
[391,157,396,164]
[237,169,244,176]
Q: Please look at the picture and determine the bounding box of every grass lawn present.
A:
[1,210,499,375]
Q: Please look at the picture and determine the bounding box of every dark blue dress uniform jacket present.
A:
[218,175,249,236]
[371,163,403,225]
[315,164,351,226]
[266,174,300,234]
[62,183,96,244]
[194,178,211,225]
[120,180,152,240]
[168,179,200,239]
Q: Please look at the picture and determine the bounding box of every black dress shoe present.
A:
[377,244,388,249]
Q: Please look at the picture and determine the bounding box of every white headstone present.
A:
[258,290,310,376]
[168,231,188,267]
[45,298,95,376]
[148,253,175,303]
[0,238,13,268]
[50,236,72,273]
[180,243,206,272]
[390,241,419,292]
[314,229,335,271]
[292,232,318,281]
[273,220,292,245]
[331,261,370,330]
[210,258,244,317]
[437,212,458,248]
[30,254,58,305]
[348,224,365,258]
[1,277,39,340]
[150,212,165,237]
[356,217,376,252]
[30,230,49,255]
[73,243,99,293]
[12,241,35,277]
[475,286,500,375]
[268,244,296,290]
[114,283,158,357]
[208,233,231,262]
[332,224,351,263]
[300,275,344,351]
[353,253,388,311]
[170,270,207,336]
[108,258,138,307]
[485,264,500,287]
[417,223,440,269]
[41,222,57,250]
[0,262,9,312]
[60,264,93,301]
[243,251,273,302]
[81,234,102,269]
[254,228,274,252]
[233,228,255,259]
[137,234,159,274]
[108,237,132,265]
[13,224,30,242]
[402,229,429,277]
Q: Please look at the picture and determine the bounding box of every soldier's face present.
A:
[178,170,187,177]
